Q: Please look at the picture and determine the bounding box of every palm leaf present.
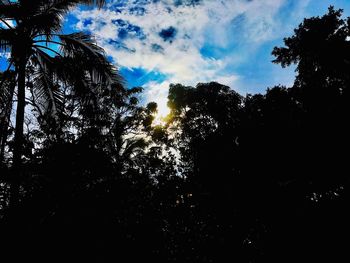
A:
[59,32,123,85]
[59,32,105,57]
[30,11,65,35]
[122,138,148,159]
[29,0,76,35]
[52,55,92,95]
[31,50,65,118]
[0,28,14,52]
[0,2,21,19]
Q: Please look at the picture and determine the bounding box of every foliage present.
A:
[1,5,350,263]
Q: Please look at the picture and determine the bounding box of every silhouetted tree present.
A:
[0,70,15,164]
[0,0,119,208]
[272,6,350,192]
[165,82,245,261]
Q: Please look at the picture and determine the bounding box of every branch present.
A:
[33,45,62,57]
[0,61,13,89]
[27,90,44,117]
[34,33,61,39]
[33,40,65,46]
[0,18,13,29]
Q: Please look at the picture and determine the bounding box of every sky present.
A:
[2,0,350,116]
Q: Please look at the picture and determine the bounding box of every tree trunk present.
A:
[9,60,26,209]
[0,80,15,164]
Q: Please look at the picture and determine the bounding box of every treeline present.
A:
[1,3,350,263]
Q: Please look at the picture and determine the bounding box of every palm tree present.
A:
[0,0,121,208]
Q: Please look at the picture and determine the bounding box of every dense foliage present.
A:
[1,4,350,263]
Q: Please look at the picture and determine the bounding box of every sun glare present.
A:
[153,102,171,126]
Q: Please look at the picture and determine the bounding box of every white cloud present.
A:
[71,0,307,113]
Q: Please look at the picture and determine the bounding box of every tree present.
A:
[0,0,120,208]
[0,70,15,164]
[165,82,245,262]
[167,82,242,193]
[272,6,350,192]
[272,6,350,109]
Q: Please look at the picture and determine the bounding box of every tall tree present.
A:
[167,82,243,194]
[0,70,15,163]
[272,6,350,191]
[0,0,120,208]
[272,6,350,109]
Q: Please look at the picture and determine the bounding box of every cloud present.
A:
[71,0,309,114]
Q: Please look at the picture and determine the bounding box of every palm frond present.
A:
[31,50,65,118]
[29,0,75,35]
[52,55,92,95]
[59,32,123,85]
[0,2,20,19]
[59,32,105,57]
[30,12,65,36]
[33,48,55,73]
[122,138,148,159]
[0,28,13,52]
[17,0,46,15]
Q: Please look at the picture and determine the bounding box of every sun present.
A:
[152,100,171,126]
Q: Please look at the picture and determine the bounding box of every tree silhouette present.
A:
[272,6,350,191]
[165,82,245,261]
[167,82,242,195]
[0,0,120,208]
[0,70,15,164]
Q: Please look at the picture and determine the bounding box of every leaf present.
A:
[31,50,65,118]
[0,2,21,19]
[59,32,123,85]
[0,28,14,53]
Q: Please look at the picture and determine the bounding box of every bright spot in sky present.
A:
[153,100,170,126]
[156,103,171,121]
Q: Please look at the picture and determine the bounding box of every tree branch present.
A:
[33,45,62,57]
[0,18,13,29]
[33,40,65,46]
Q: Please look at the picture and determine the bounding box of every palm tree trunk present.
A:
[10,60,26,209]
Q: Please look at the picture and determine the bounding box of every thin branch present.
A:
[0,18,13,29]
[33,40,65,46]
[34,33,61,39]
[33,45,62,57]
[27,91,44,117]
[0,61,14,89]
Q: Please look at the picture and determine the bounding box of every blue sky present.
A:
[2,0,350,116]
